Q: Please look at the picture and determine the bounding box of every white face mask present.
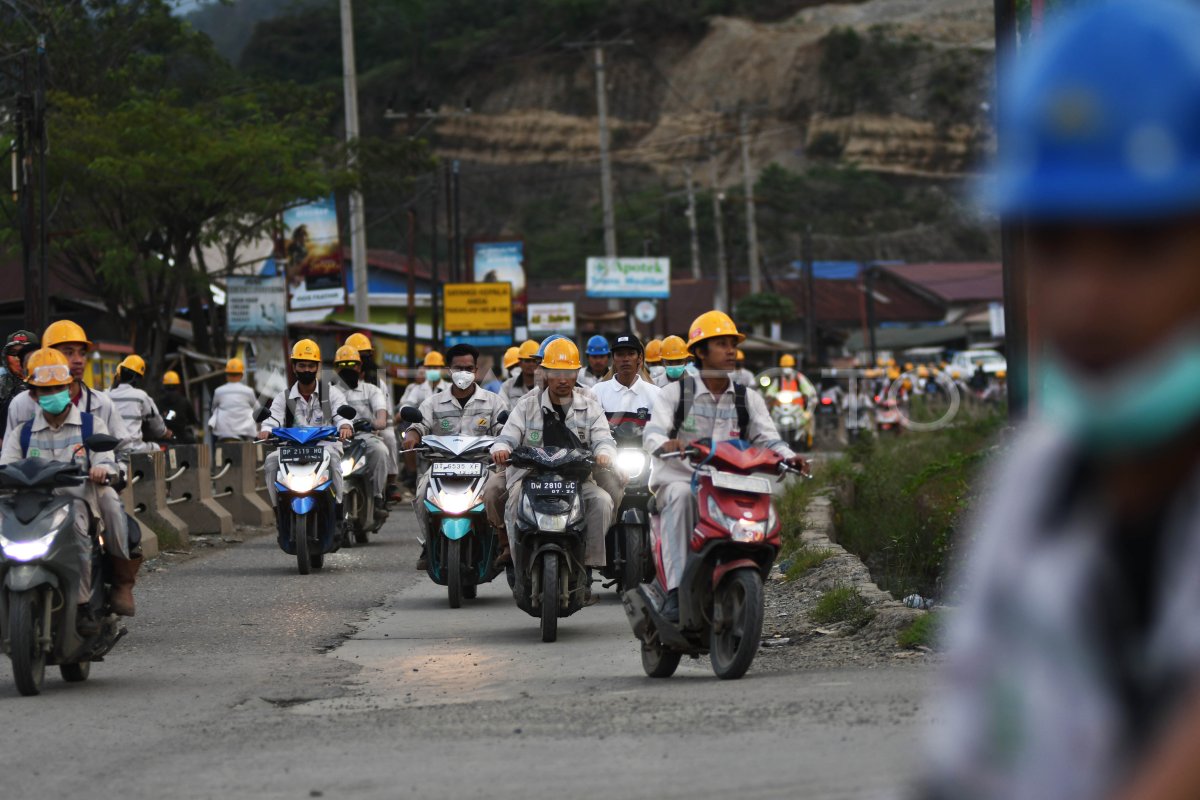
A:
[509,366,521,380]
[451,370,476,391]
[649,365,666,380]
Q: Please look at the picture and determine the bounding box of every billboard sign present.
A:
[226,276,286,334]
[443,282,513,348]
[527,302,576,335]
[585,257,670,299]
[472,240,526,313]
[282,195,345,309]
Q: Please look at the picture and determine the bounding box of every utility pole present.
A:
[684,165,701,280]
[803,224,816,368]
[34,35,47,333]
[431,174,440,346]
[738,108,762,295]
[406,209,417,369]
[339,0,370,324]
[709,150,729,313]
[865,265,878,367]
[452,160,463,281]
[994,0,1028,418]
[567,37,632,313]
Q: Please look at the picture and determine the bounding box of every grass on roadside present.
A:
[784,542,836,581]
[809,585,876,629]
[897,610,943,650]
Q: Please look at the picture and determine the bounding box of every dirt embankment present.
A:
[409,0,995,182]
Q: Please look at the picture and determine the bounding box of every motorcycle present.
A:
[257,404,358,575]
[874,396,903,435]
[340,417,382,547]
[399,406,505,609]
[770,390,813,451]
[0,434,135,696]
[815,391,841,444]
[509,445,595,643]
[598,411,655,594]
[622,438,805,680]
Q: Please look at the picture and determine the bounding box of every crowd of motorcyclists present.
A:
[0,309,1006,687]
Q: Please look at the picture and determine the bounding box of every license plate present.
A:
[431,461,483,477]
[710,471,772,494]
[528,479,577,496]
[279,446,324,464]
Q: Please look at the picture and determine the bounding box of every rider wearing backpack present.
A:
[643,311,808,622]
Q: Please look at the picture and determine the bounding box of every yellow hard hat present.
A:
[950,370,961,380]
[517,340,539,361]
[335,345,361,365]
[996,369,1007,380]
[118,354,146,375]
[503,346,520,370]
[660,335,689,362]
[163,370,181,386]
[736,348,746,362]
[887,367,901,381]
[917,365,930,378]
[225,357,244,373]
[686,310,744,352]
[26,348,73,387]
[423,351,445,368]
[291,339,321,362]
[644,339,663,364]
[904,362,914,372]
[542,338,581,371]
[42,320,92,350]
[779,354,796,368]
[345,332,372,352]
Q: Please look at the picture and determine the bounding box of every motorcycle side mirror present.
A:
[83,434,119,453]
[254,407,272,424]
[337,404,357,419]
[497,411,509,425]
[399,406,422,424]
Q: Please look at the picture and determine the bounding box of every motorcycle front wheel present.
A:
[342,489,356,549]
[60,661,91,683]
[294,512,311,575]
[446,538,462,609]
[10,589,46,696]
[641,636,681,678]
[540,555,559,643]
[709,570,764,680]
[621,524,649,592]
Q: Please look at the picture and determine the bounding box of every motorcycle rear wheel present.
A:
[641,637,681,678]
[356,491,372,544]
[10,590,46,696]
[342,489,356,548]
[540,556,559,643]
[60,661,91,683]
[709,570,764,680]
[295,512,311,575]
[447,538,463,609]
[621,524,648,593]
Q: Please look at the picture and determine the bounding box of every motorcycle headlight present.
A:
[705,495,764,542]
[340,457,355,475]
[283,473,318,494]
[0,527,60,562]
[437,491,477,515]
[776,391,795,405]
[535,512,569,532]
[616,449,647,479]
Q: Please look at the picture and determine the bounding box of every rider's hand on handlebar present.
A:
[492,450,510,468]
[403,431,420,450]
[596,453,612,469]
[339,425,353,441]
[256,430,270,441]
[786,455,811,476]
[658,439,685,454]
[88,466,110,485]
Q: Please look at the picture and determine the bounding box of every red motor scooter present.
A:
[622,438,807,680]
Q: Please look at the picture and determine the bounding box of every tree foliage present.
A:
[735,292,795,326]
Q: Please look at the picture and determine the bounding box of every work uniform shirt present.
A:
[643,377,794,490]
[492,387,616,490]
[731,367,757,387]
[339,380,388,430]
[502,375,537,407]
[6,384,132,453]
[259,382,350,433]
[0,404,118,477]
[409,385,508,439]
[576,367,608,389]
[107,383,169,451]
[209,381,259,439]
[398,380,439,413]
[592,375,661,421]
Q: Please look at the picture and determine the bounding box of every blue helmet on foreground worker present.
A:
[988,0,1200,456]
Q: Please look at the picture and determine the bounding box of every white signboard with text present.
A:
[527,302,577,335]
[585,257,670,299]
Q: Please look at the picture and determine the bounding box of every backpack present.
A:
[670,376,750,440]
[21,411,94,457]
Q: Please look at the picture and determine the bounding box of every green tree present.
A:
[735,292,795,328]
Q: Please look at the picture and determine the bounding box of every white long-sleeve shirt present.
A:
[259,381,350,432]
[591,375,661,420]
[209,381,259,439]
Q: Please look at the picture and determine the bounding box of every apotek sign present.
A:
[585,257,670,299]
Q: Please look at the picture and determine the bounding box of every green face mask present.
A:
[1039,331,1200,457]
[425,369,442,383]
[665,365,688,381]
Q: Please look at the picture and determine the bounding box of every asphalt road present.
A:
[0,507,932,800]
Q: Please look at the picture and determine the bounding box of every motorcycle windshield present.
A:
[511,446,591,471]
[272,426,337,445]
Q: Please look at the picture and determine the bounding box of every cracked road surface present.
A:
[0,510,932,799]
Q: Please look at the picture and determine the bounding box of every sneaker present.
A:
[661,589,680,624]
[76,605,100,637]
[416,543,428,571]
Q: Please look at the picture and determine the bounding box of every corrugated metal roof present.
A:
[877,262,1002,304]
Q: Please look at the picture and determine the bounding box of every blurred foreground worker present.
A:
[922,4,1200,800]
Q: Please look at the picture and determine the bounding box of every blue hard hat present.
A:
[988,0,1200,219]
[585,334,611,356]
[536,334,566,361]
